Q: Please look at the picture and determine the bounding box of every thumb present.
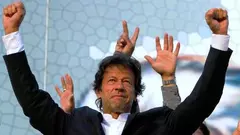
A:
[55,85,62,97]
[144,55,155,66]
[122,35,132,48]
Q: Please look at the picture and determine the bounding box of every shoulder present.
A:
[72,106,100,117]
[135,106,173,119]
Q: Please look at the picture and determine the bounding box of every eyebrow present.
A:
[122,77,132,80]
[107,76,132,80]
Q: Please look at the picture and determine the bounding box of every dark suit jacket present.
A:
[3,47,232,135]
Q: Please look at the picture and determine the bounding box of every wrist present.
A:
[212,30,228,35]
[113,51,122,55]
[161,75,175,81]
[4,27,19,35]
[213,33,228,35]
[161,75,176,87]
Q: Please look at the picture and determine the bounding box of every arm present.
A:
[168,46,232,134]
[144,33,181,110]
[2,2,67,135]
[161,84,181,110]
[159,48,181,109]
[166,8,232,134]
[4,51,67,135]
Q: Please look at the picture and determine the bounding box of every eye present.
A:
[123,80,132,85]
[108,79,116,83]
[109,79,115,81]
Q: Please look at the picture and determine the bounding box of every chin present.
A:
[110,106,127,113]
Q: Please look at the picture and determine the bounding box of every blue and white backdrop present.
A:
[0,0,240,134]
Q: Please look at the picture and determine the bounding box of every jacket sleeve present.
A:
[165,47,232,134]
[3,51,68,135]
[161,85,181,110]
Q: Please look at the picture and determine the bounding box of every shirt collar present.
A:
[102,113,130,124]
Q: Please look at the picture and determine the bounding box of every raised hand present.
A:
[205,8,228,35]
[144,33,180,80]
[55,74,75,114]
[2,1,25,34]
[115,20,139,56]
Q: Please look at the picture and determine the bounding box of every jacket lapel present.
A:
[122,113,137,135]
[88,111,105,135]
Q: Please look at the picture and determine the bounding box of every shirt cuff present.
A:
[211,34,230,51]
[2,31,25,55]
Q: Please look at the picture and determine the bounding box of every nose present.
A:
[115,82,125,92]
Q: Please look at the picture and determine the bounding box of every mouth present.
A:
[111,95,126,99]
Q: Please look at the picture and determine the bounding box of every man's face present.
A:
[96,64,136,113]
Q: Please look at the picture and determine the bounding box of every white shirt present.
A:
[2,31,230,135]
[101,113,129,135]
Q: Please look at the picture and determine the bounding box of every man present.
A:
[2,1,232,135]
[57,41,209,135]
[56,28,209,135]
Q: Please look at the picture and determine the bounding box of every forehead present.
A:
[104,65,134,77]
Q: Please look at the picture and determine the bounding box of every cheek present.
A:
[101,85,114,97]
[126,87,136,99]
[102,85,114,92]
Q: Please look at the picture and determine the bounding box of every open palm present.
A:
[145,34,180,77]
[55,74,75,114]
[152,50,177,76]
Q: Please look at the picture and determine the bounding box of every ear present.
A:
[95,89,102,98]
